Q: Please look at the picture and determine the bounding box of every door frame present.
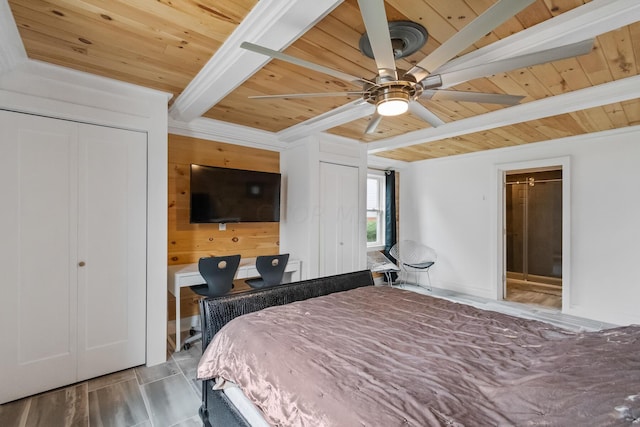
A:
[495,156,571,311]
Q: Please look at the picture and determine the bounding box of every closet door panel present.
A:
[76,125,147,380]
[0,111,78,404]
[319,162,360,276]
[337,165,360,273]
[319,162,340,276]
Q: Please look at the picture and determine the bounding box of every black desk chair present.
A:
[246,254,290,289]
[182,254,241,350]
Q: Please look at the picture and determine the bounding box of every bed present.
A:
[196,270,640,426]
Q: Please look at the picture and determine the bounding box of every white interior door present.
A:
[319,162,360,276]
[76,124,147,380]
[0,111,79,403]
[0,111,147,403]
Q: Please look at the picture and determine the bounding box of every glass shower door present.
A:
[506,170,562,287]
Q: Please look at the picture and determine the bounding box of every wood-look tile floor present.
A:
[0,340,203,427]
[2,284,619,427]
[504,280,562,309]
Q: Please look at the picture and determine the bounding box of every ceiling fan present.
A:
[240,0,594,134]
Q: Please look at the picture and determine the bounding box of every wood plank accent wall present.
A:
[168,134,280,320]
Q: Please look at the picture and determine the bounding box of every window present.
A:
[367,172,386,248]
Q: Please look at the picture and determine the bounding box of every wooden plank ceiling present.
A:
[7,0,640,162]
[8,0,258,99]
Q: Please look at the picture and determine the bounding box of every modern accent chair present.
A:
[182,254,241,350]
[389,241,437,290]
[246,254,290,289]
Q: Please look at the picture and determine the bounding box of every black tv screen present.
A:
[190,164,281,223]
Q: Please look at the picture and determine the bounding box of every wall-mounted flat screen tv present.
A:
[190,164,281,223]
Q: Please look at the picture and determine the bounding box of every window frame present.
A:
[366,171,386,250]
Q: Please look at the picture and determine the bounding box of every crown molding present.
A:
[0,60,172,128]
[169,0,343,122]
[168,117,286,152]
[367,75,640,154]
[11,60,172,101]
[367,155,408,170]
[413,124,640,165]
[0,0,27,74]
[436,0,640,75]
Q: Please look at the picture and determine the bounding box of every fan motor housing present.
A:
[364,80,422,106]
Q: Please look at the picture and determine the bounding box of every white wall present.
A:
[0,60,170,365]
[401,126,640,326]
[281,137,320,279]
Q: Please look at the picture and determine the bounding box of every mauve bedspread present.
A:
[197,286,640,426]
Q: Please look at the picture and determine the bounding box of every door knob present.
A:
[78,261,86,267]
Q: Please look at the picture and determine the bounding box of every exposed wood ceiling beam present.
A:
[0,0,26,74]
[367,75,640,154]
[169,0,343,122]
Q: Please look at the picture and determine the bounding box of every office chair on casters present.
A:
[246,254,290,289]
[389,241,437,291]
[182,254,241,350]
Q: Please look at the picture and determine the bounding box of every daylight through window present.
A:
[367,173,386,248]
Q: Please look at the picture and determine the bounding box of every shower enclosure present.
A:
[505,169,563,292]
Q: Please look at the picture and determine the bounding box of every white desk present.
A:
[168,257,301,351]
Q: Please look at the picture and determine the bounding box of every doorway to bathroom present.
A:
[504,168,563,309]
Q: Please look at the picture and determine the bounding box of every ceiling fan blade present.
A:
[240,42,371,86]
[365,112,383,134]
[357,0,397,80]
[407,0,535,82]
[408,102,445,128]
[249,91,365,99]
[437,39,594,88]
[422,90,524,105]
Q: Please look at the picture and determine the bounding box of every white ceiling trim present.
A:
[436,0,640,75]
[367,75,640,154]
[367,155,408,170]
[169,0,343,122]
[168,117,286,152]
[414,124,640,165]
[278,100,375,142]
[0,0,27,74]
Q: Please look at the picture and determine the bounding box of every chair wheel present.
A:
[182,343,191,350]
[189,328,197,336]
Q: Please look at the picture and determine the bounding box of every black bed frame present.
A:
[197,270,375,427]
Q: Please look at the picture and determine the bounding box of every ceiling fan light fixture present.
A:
[376,87,410,116]
[377,98,409,116]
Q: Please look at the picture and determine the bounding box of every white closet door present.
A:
[319,162,360,276]
[0,111,79,403]
[76,124,147,380]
